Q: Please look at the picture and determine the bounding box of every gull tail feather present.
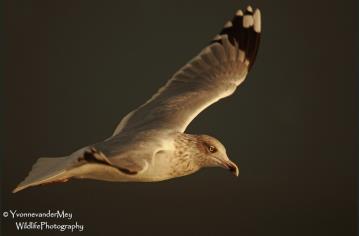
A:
[13,156,74,193]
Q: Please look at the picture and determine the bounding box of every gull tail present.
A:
[13,156,74,193]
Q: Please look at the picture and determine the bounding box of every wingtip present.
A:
[253,9,261,33]
[241,7,261,33]
[211,6,261,70]
[246,5,253,13]
[235,9,243,16]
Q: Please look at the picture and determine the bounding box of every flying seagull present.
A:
[13,6,261,193]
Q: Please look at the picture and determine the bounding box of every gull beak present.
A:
[216,158,239,177]
[225,160,239,177]
[213,156,239,177]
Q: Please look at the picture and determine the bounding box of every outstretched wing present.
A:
[113,6,261,135]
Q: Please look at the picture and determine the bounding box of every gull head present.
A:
[195,134,239,177]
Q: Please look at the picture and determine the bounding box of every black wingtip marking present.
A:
[244,7,253,15]
[210,6,261,70]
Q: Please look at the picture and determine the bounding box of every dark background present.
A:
[2,0,357,235]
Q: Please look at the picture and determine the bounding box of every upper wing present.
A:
[113,6,261,135]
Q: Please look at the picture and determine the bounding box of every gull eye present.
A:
[208,145,217,153]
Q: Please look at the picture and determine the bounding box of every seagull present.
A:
[13,6,261,193]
